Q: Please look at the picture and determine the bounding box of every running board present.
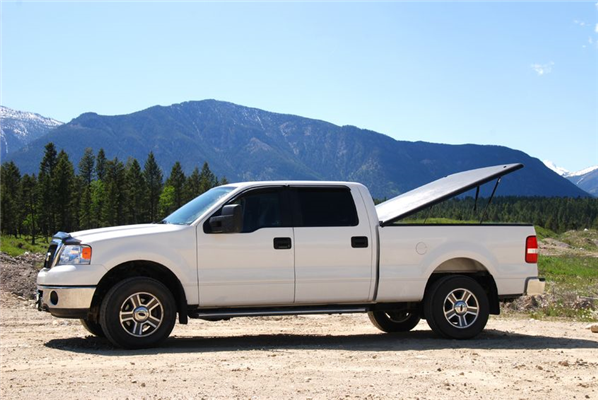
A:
[189,305,369,320]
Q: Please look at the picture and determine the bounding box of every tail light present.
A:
[525,236,539,263]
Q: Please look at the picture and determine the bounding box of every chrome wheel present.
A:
[119,292,164,337]
[443,288,479,329]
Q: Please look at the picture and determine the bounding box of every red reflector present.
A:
[526,236,538,263]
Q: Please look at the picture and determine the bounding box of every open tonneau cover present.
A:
[376,163,523,226]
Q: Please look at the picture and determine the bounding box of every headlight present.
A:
[57,245,92,265]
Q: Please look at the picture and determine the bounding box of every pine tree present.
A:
[125,158,147,224]
[166,162,186,210]
[103,158,127,226]
[78,148,96,230]
[198,162,218,194]
[38,143,58,236]
[53,151,76,232]
[20,174,38,244]
[96,148,107,181]
[143,152,163,222]
[184,166,202,203]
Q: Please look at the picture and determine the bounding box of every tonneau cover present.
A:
[376,163,523,226]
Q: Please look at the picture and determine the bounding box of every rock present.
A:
[586,324,598,333]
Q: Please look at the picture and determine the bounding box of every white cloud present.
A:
[574,20,587,27]
[595,23,598,33]
[531,62,554,76]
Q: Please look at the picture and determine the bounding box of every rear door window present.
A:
[293,187,358,227]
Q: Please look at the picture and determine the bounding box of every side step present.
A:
[189,305,369,320]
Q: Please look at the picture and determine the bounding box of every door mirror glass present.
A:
[209,204,242,233]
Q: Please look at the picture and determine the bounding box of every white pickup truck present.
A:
[37,163,544,349]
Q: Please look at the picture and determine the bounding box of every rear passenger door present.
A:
[292,186,374,304]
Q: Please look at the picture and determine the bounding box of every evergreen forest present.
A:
[1,143,226,243]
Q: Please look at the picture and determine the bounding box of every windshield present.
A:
[161,186,236,225]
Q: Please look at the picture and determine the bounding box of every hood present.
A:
[68,223,191,244]
[376,163,524,226]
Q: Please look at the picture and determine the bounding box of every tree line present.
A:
[1,143,226,243]
[406,196,598,233]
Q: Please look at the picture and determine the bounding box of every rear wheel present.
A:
[80,318,105,337]
[424,275,489,339]
[368,310,421,333]
[100,277,176,349]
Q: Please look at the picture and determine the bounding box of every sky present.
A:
[1,1,597,172]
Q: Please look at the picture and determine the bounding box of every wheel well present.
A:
[425,258,500,315]
[89,260,188,324]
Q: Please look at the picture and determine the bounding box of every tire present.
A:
[100,277,177,349]
[80,318,105,337]
[424,275,489,340]
[368,310,421,333]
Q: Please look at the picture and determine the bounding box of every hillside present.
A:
[6,100,588,198]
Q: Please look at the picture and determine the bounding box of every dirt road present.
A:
[1,292,597,400]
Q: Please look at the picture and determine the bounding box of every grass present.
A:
[0,235,50,257]
[518,255,598,322]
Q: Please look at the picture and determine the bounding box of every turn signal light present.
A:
[81,246,92,261]
[525,236,539,263]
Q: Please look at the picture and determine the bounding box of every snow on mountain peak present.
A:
[567,165,598,177]
[0,105,64,155]
[543,160,569,176]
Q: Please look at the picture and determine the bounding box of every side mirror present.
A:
[209,204,242,233]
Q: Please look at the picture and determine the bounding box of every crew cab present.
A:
[37,163,544,349]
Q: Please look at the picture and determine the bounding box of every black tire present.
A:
[100,277,177,349]
[368,310,421,333]
[424,275,489,339]
[80,318,105,337]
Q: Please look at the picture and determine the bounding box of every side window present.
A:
[232,189,284,233]
[294,187,359,227]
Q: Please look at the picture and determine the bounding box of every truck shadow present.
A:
[44,328,598,356]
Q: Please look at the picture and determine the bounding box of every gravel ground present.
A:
[1,292,597,400]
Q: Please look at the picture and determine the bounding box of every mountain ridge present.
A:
[543,160,598,197]
[5,100,590,199]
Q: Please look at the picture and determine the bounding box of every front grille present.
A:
[43,243,59,269]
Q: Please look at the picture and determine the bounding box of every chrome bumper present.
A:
[37,285,95,319]
[524,277,545,296]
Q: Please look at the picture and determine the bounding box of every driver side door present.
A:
[196,187,295,307]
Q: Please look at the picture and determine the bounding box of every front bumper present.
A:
[524,277,545,296]
[37,285,95,319]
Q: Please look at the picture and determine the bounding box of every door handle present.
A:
[273,237,292,250]
[351,236,369,248]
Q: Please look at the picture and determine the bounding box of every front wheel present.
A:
[100,277,177,349]
[368,310,421,333]
[424,275,489,339]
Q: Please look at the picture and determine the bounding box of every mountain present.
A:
[543,161,598,197]
[5,100,589,199]
[0,106,63,157]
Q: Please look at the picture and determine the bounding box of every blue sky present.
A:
[2,1,597,172]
